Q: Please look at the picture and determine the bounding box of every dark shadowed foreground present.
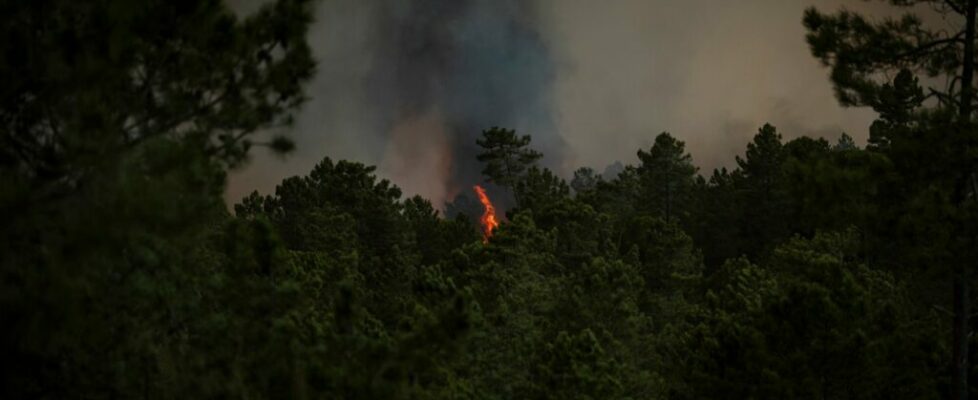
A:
[2,0,977,399]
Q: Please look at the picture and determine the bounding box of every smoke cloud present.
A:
[368,0,562,206]
[229,0,560,208]
[227,0,928,208]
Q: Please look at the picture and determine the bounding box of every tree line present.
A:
[2,0,978,399]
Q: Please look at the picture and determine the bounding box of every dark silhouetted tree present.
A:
[806,3,978,396]
[636,132,698,223]
[571,166,601,194]
[476,127,542,205]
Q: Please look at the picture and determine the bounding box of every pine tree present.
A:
[0,1,316,396]
[735,124,791,258]
[636,132,698,223]
[805,3,978,396]
[476,127,543,205]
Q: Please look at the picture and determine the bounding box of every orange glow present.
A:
[473,185,499,243]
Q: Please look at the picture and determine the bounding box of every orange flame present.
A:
[473,185,499,243]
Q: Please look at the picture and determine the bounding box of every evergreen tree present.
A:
[476,127,543,205]
[735,124,791,259]
[515,166,571,215]
[0,0,315,396]
[571,166,602,195]
[1,1,969,397]
[806,3,978,395]
[636,132,698,223]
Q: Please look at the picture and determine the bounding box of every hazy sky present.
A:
[226,0,896,207]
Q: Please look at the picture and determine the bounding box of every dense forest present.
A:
[4,0,978,399]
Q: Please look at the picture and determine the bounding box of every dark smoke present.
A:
[366,0,563,208]
[226,0,564,210]
[227,0,912,209]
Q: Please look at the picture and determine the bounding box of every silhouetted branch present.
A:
[945,0,966,16]
[894,32,965,62]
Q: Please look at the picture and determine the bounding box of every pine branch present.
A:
[893,31,965,62]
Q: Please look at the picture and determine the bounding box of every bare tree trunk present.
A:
[953,2,976,399]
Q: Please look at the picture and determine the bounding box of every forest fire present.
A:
[473,185,499,243]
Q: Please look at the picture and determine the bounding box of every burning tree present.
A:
[473,185,499,243]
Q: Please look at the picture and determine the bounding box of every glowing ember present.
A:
[473,185,499,243]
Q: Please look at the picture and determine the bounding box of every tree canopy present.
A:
[2,0,977,398]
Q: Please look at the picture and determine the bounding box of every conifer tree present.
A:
[476,127,543,205]
[636,132,698,223]
[806,3,978,396]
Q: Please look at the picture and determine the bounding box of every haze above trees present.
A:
[2,0,978,399]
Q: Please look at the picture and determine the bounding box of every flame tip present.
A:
[473,184,499,243]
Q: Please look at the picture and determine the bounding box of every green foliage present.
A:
[514,166,571,216]
[529,329,624,400]
[0,2,317,392]
[571,166,602,194]
[0,0,315,184]
[686,124,794,266]
[676,232,942,399]
[476,127,543,204]
[636,132,698,223]
[803,5,958,107]
[2,0,971,398]
[805,4,978,397]
[736,124,790,253]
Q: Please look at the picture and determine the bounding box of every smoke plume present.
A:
[227,1,941,209]
[371,0,562,207]
[227,0,561,208]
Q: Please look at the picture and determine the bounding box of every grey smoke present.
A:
[228,0,561,208]
[367,0,563,204]
[227,0,933,207]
